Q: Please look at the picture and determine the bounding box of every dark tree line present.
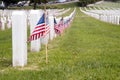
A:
[1,0,27,8]
[104,0,120,2]
[32,0,48,9]
[79,0,102,7]
[1,0,14,7]
[0,0,49,9]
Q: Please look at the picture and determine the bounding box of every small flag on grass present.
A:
[54,17,64,34]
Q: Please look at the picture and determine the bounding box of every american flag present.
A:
[64,20,68,28]
[65,18,70,28]
[54,18,64,34]
[28,13,50,41]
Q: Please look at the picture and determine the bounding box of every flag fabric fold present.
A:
[54,17,64,35]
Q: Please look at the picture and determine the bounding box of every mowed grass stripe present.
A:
[56,8,74,18]
[0,8,120,80]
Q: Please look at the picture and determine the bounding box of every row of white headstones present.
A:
[0,8,71,31]
[55,8,70,16]
[80,7,120,25]
[3,8,76,67]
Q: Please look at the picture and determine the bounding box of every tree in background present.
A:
[1,0,48,9]
[79,0,101,7]
[1,0,28,8]
[32,0,48,9]
[2,0,18,8]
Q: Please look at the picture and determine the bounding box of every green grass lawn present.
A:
[56,8,74,18]
[0,8,120,80]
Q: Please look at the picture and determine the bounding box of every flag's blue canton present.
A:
[54,18,57,24]
[37,13,45,25]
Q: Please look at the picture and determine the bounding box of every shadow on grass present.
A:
[0,58,12,69]
[0,49,12,69]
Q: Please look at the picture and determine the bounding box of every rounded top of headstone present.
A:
[12,11,26,15]
[30,10,43,14]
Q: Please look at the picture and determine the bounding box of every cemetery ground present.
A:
[0,7,120,79]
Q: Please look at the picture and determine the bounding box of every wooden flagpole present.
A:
[44,3,48,64]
